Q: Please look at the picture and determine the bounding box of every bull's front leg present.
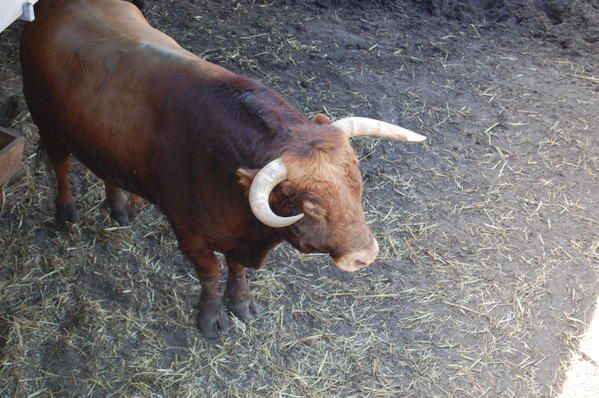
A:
[224,239,279,322]
[224,258,259,321]
[177,234,228,339]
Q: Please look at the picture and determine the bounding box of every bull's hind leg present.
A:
[38,127,79,224]
[30,110,80,224]
[51,155,80,224]
[104,184,145,226]
[105,183,132,226]
[129,193,144,217]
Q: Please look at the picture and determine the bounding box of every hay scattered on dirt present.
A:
[1,1,598,396]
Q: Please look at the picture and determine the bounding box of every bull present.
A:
[20,0,425,338]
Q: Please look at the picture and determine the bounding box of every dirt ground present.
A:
[1,0,598,396]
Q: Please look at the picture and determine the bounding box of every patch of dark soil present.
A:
[423,0,509,21]
[0,314,10,355]
[422,0,599,50]
[155,325,189,368]
[41,338,88,396]
[0,90,20,127]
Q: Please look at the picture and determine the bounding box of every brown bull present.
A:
[20,0,425,338]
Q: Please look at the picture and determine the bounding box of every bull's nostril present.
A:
[334,245,378,272]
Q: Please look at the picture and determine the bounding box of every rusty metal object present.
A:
[0,127,24,187]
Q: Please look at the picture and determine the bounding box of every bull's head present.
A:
[238,116,425,272]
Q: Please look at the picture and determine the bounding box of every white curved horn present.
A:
[333,117,426,143]
[248,158,304,228]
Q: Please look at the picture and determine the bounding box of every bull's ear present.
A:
[237,168,258,194]
[279,181,295,197]
[312,113,332,125]
[303,199,328,218]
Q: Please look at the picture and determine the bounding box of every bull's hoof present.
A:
[105,199,139,226]
[55,201,80,224]
[127,201,142,220]
[110,208,130,226]
[226,296,259,322]
[197,299,229,339]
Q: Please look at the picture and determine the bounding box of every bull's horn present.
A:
[249,158,304,228]
[333,117,426,143]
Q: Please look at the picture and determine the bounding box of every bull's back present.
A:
[21,0,184,112]
[20,0,200,199]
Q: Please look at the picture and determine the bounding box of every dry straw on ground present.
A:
[1,1,598,397]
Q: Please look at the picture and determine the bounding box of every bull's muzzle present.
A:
[334,239,380,272]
